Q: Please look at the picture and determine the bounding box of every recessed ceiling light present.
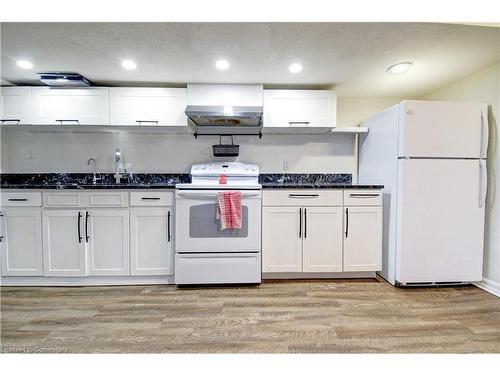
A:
[289,63,303,74]
[215,59,230,70]
[16,60,33,69]
[121,60,137,70]
[386,62,413,74]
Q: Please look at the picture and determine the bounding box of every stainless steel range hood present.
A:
[186,84,264,136]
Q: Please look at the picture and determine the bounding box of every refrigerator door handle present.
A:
[480,109,489,159]
[479,160,487,208]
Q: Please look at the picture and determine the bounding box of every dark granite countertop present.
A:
[0,173,190,190]
[259,174,383,189]
[261,183,383,189]
[0,173,383,190]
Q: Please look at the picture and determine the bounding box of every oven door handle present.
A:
[176,191,261,198]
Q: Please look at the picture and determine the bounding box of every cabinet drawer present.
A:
[130,191,173,206]
[343,190,382,206]
[88,192,128,207]
[1,192,42,207]
[262,190,342,206]
[43,192,87,207]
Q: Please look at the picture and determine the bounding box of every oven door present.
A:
[175,189,262,253]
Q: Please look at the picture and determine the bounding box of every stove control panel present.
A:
[191,162,259,176]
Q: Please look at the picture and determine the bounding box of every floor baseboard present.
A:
[473,277,500,297]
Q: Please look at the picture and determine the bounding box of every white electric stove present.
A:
[174,162,262,285]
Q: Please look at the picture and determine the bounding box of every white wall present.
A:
[0,130,356,174]
[0,97,403,177]
[422,62,500,296]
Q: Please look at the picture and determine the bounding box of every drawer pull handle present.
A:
[8,198,28,202]
[349,194,380,198]
[289,121,310,125]
[141,197,161,200]
[136,120,159,125]
[56,119,80,125]
[1,119,21,124]
[289,194,319,198]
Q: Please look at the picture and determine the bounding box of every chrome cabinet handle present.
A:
[136,120,159,125]
[289,194,319,198]
[8,198,28,202]
[349,193,380,198]
[289,121,310,125]
[56,119,80,125]
[141,197,161,200]
[1,119,21,124]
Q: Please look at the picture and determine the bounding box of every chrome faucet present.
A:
[114,149,123,184]
[87,158,101,185]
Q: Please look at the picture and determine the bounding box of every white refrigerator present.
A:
[359,100,488,286]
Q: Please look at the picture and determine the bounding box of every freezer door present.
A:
[398,101,488,158]
[396,159,485,284]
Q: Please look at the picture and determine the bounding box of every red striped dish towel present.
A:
[216,191,242,230]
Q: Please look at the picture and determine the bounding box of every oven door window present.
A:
[189,203,249,238]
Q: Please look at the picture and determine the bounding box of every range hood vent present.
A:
[185,105,263,127]
[186,84,263,136]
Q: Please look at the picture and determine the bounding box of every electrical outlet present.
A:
[282,159,290,171]
[24,149,37,160]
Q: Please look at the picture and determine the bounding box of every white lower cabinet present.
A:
[87,209,130,276]
[262,189,383,276]
[262,205,343,273]
[262,207,302,272]
[302,207,343,272]
[130,208,173,276]
[0,208,43,276]
[43,210,87,276]
[343,206,382,272]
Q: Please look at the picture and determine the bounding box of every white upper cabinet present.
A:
[110,88,187,126]
[0,87,32,124]
[31,87,110,125]
[263,90,336,128]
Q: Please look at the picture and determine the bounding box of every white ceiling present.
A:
[1,22,499,97]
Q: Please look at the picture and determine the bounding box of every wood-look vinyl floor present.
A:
[1,279,499,353]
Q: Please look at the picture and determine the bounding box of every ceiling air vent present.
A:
[38,72,93,87]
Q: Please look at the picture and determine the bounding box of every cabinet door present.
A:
[31,87,109,125]
[1,87,31,124]
[262,206,302,272]
[302,206,343,272]
[0,208,43,276]
[109,88,187,126]
[343,206,382,272]
[263,90,336,128]
[43,210,86,276]
[130,208,173,276]
[87,209,130,276]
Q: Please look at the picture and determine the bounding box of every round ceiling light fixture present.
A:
[386,62,413,74]
[16,60,34,69]
[215,59,230,70]
[289,63,303,74]
[121,60,137,70]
